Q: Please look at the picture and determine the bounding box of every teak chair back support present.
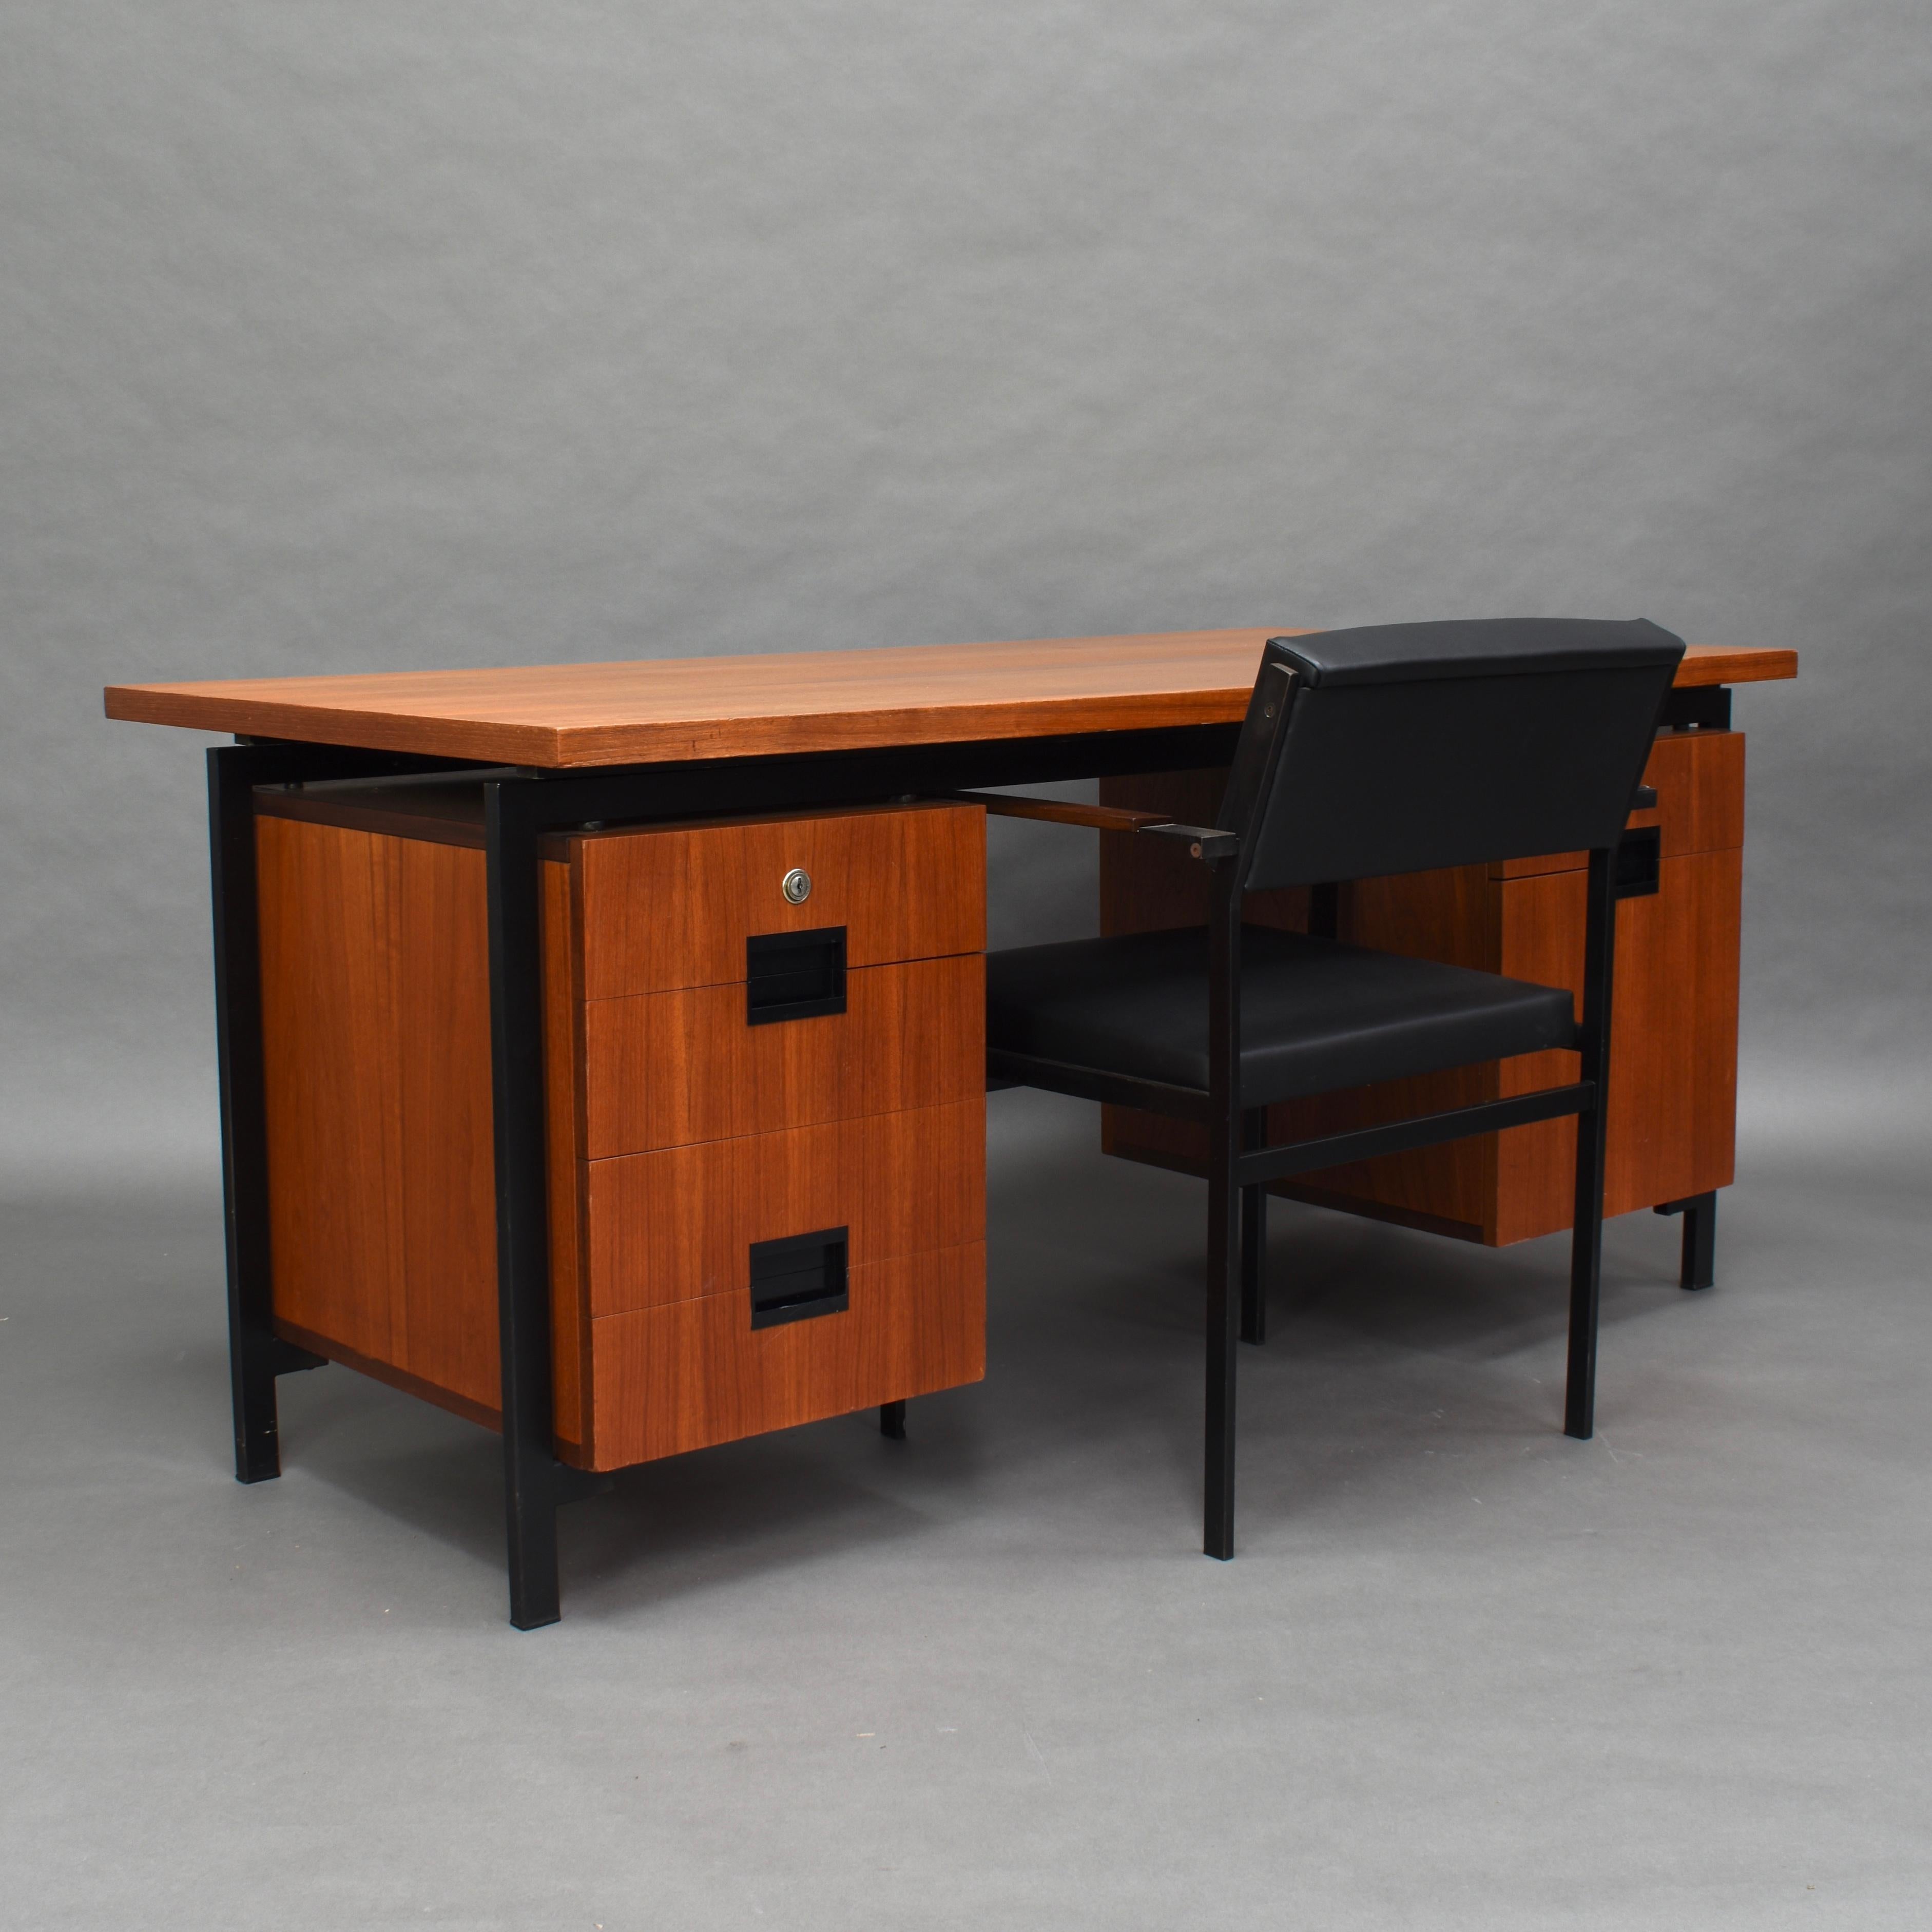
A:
[976,617,1687,1558]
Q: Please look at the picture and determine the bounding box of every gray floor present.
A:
[4,1090,1928,1930]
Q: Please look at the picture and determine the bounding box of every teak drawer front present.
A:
[572,802,985,1000]
[585,1099,986,1317]
[581,954,984,1158]
[586,1242,986,1467]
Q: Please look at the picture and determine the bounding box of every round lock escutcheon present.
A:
[781,867,812,905]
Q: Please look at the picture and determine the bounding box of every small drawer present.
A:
[581,954,984,1158]
[584,1099,986,1317]
[569,802,984,1000]
[583,1242,986,1467]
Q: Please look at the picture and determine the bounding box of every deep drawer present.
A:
[583,1242,986,1467]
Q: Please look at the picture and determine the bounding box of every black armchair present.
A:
[970,618,1686,1558]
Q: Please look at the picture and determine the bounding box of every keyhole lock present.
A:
[781,867,812,905]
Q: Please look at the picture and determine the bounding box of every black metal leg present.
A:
[209,746,341,1482]
[1240,1108,1268,1346]
[1205,1150,1241,1558]
[1565,1103,1607,1441]
[879,1400,907,1439]
[1565,848,1617,1442]
[484,781,565,1630]
[1203,858,1243,1559]
[1655,1191,1717,1290]
[209,747,286,1481]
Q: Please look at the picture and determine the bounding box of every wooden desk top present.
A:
[105,630,1798,770]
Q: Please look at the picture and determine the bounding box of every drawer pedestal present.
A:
[254,793,988,1472]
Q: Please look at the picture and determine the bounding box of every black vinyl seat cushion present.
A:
[986,925,1578,1105]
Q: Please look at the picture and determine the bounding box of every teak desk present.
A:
[106,629,1796,1627]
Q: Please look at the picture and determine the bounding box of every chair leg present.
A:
[1240,1107,1268,1346]
[879,1400,906,1440]
[1566,845,1617,1444]
[1565,1094,1609,1441]
[1205,1145,1241,1559]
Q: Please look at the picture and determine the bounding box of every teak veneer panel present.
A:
[581,954,985,1159]
[259,816,411,1375]
[1490,849,1741,1240]
[573,802,984,999]
[259,817,502,1424]
[585,1243,986,1469]
[544,855,591,1455]
[105,636,1794,769]
[585,1100,986,1317]
[258,818,593,1444]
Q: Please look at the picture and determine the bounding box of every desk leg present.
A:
[1655,1191,1718,1291]
[208,748,327,1484]
[484,782,565,1630]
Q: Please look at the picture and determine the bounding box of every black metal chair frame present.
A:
[974,643,1648,1561]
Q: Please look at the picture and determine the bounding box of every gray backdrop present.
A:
[7,12,1932,1928]
[4,0,1928,1176]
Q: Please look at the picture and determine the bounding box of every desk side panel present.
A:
[260,814,590,1448]
[1491,847,1741,1241]
[259,816,414,1376]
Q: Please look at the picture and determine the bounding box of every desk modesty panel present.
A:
[104,632,1796,768]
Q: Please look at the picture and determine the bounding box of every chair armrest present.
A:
[1141,822,1241,862]
[1631,784,1658,811]
[945,790,1176,833]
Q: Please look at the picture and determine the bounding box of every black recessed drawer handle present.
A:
[746,925,847,1025]
[749,1226,849,1330]
[1614,825,1661,899]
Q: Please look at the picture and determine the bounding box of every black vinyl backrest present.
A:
[1220,619,1687,891]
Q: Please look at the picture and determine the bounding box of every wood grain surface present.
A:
[585,1242,986,1469]
[585,1099,986,1318]
[572,801,983,1000]
[259,819,598,1443]
[581,953,985,1158]
[544,854,592,1456]
[105,633,1795,769]
[1490,848,1741,1240]
[259,816,503,1417]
